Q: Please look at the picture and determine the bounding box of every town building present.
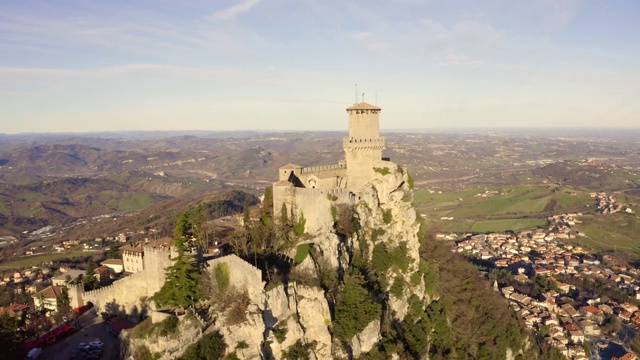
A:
[121,237,172,273]
[101,259,124,274]
[32,285,65,313]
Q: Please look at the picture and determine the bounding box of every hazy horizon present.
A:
[3,126,640,138]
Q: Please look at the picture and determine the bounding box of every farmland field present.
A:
[415,184,594,234]
[0,251,91,270]
[430,218,548,233]
[571,213,640,253]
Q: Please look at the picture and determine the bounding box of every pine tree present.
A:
[154,212,201,310]
[83,259,100,290]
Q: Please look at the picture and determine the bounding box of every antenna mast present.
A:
[354,84,358,104]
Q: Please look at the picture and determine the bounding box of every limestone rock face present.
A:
[189,281,333,360]
[356,164,425,320]
[121,315,202,360]
[264,283,332,360]
[351,320,381,358]
[307,230,341,269]
[123,162,426,359]
[216,306,264,360]
[294,285,332,359]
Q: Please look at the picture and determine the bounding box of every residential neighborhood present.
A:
[453,212,640,360]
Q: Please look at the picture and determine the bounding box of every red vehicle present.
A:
[23,338,44,351]
[74,304,92,315]
[42,333,56,345]
[53,324,74,337]
[24,324,77,348]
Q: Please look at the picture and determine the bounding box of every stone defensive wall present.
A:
[327,187,359,204]
[300,163,346,174]
[81,270,153,314]
[71,246,173,314]
[143,247,173,291]
[206,255,265,299]
[274,185,357,233]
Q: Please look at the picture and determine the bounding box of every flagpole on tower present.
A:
[354,84,358,104]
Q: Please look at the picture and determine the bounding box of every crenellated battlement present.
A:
[300,163,346,174]
[343,137,386,145]
[343,137,386,150]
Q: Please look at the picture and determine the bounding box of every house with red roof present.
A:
[32,285,64,313]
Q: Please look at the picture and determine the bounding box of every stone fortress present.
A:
[65,100,423,359]
[68,100,394,314]
[273,101,391,233]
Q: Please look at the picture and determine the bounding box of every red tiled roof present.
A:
[580,305,602,316]
[0,303,29,316]
[32,285,63,299]
[94,266,110,274]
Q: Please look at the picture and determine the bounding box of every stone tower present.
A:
[343,101,386,191]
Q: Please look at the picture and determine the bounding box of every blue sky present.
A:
[1,0,638,133]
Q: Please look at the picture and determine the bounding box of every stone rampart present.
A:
[206,255,264,300]
[273,185,358,234]
[143,247,172,291]
[300,163,345,174]
[328,188,359,204]
[70,248,172,315]
[82,270,153,314]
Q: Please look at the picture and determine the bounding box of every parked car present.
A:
[26,347,42,360]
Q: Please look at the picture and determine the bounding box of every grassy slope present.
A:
[571,213,640,254]
[415,180,640,259]
[0,251,90,270]
[415,184,594,234]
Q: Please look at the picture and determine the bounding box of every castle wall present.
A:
[69,246,172,315]
[81,270,152,315]
[143,247,173,291]
[205,255,264,300]
[273,185,355,234]
[299,163,346,174]
[297,170,346,190]
[345,146,383,191]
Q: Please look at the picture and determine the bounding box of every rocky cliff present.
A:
[194,161,429,359]
[121,161,545,360]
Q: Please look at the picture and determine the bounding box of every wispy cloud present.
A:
[437,54,482,68]
[419,19,506,54]
[213,0,262,21]
[349,31,391,53]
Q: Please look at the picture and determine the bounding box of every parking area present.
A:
[39,312,118,360]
